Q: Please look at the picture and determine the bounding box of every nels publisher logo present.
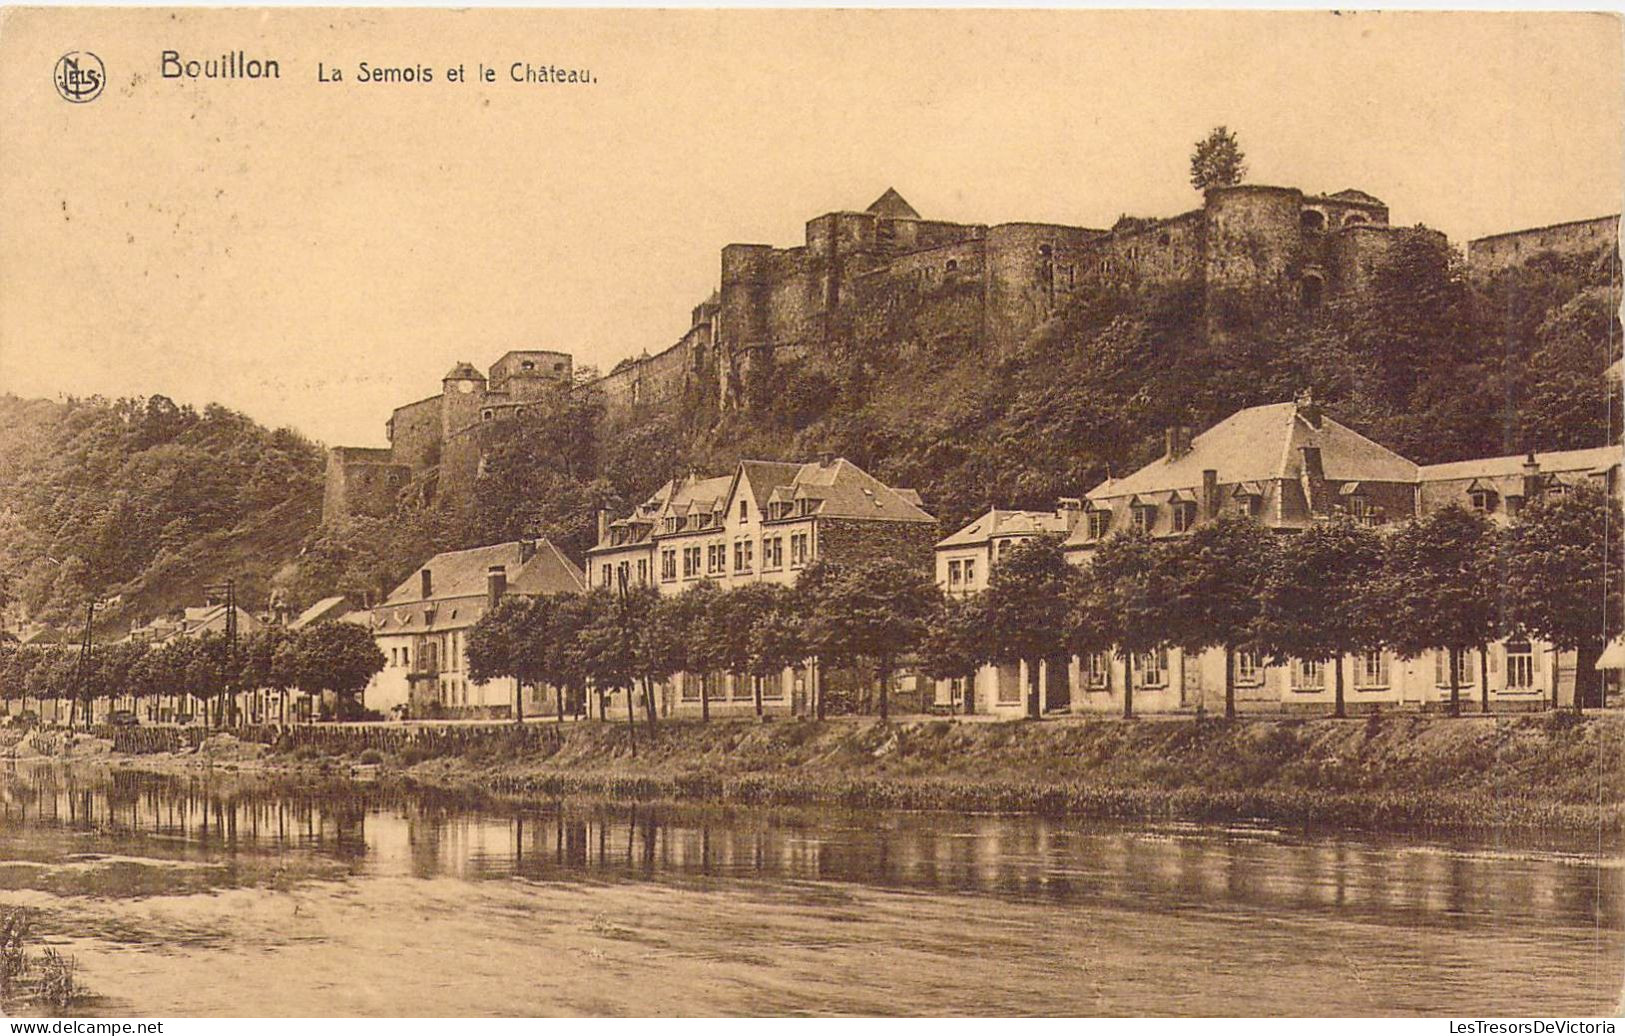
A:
[53,51,105,103]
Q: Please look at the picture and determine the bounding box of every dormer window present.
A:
[1087,510,1111,539]
[520,360,536,371]
[1469,488,1496,513]
[1171,501,1198,533]
[1131,503,1156,534]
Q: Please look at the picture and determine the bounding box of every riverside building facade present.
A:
[934,396,1622,718]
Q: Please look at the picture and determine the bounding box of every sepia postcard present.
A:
[0,5,1622,1022]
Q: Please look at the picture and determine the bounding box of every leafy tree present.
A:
[802,559,936,721]
[1384,506,1500,716]
[651,582,719,722]
[240,627,299,725]
[577,588,644,745]
[466,597,537,722]
[288,621,384,720]
[1507,482,1624,712]
[1258,518,1387,718]
[1167,513,1279,719]
[1189,126,1247,192]
[917,592,987,715]
[980,537,1079,719]
[743,584,805,717]
[1071,529,1175,719]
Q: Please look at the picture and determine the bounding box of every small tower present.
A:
[441,361,488,437]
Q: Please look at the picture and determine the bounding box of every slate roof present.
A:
[380,540,585,609]
[767,458,935,523]
[866,188,921,220]
[1418,446,1620,483]
[290,596,351,631]
[937,508,1070,549]
[1084,402,1418,504]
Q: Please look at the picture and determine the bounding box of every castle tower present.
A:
[440,361,488,438]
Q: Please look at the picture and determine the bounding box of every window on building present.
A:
[661,549,677,582]
[1088,510,1111,539]
[734,539,753,573]
[683,546,701,579]
[1356,650,1389,688]
[1291,658,1323,692]
[739,500,749,522]
[600,564,611,588]
[1137,649,1169,688]
[997,539,1013,561]
[1234,648,1263,685]
[704,671,726,701]
[1086,651,1111,689]
[1434,649,1474,687]
[680,672,701,701]
[764,536,783,570]
[617,561,630,589]
[1505,639,1536,690]
[790,533,810,567]
[963,559,975,585]
[1548,482,1572,499]
[948,560,963,587]
[1347,494,1374,526]
[1246,495,1264,518]
[1469,489,1495,513]
[1132,505,1156,534]
[637,559,648,585]
[761,671,785,700]
[1172,501,1198,533]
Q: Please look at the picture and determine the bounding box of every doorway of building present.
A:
[1044,655,1072,713]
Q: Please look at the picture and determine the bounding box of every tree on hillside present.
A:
[1189,126,1247,192]
[980,537,1080,719]
[802,559,937,721]
[1071,529,1176,720]
[1258,518,1387,718]
[917,592,987,715]
[1507,482,1624,712]
[1384,506,1500,716]
[1167,513,1279,719]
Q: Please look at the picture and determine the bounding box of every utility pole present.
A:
[204,579,238,728]
[69,600,95,733]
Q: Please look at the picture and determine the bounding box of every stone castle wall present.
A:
[1467,215,1620,273]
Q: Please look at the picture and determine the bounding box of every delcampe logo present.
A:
[53,51,105,103]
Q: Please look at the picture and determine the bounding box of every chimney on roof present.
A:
[1296,388,1323,429]
[1299,446,1326,515]
[1164,426,1192,461]
[420,569,433,600]
[519,538,537,564]
[1202,468,1220,520]
[597,507,613,544]
[1056,497,1085,533]
[1522,451,1542,501]
[487,565,507,610]
[818,451,835,467]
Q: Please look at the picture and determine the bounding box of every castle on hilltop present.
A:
[321,184,1620,524]
[324,350,572,519]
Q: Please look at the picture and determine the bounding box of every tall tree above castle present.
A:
[1189,126,1247,192]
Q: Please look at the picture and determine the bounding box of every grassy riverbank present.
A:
[375,711,1623,834]
[40,710,1624,835]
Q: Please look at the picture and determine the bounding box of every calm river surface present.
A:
[0,765,1619,1017]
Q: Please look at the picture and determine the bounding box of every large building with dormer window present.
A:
[587,455,937,715]
[934,396,1621,718]
[364,538,586,719]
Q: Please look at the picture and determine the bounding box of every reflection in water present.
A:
[0,766,1620,1017]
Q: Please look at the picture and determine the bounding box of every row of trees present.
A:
[465,557,939,734]
[0,621,383,729]
[927,484,1621,718]
[465,483,1617,727]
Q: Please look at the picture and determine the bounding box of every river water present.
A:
[0,765,1619,1017]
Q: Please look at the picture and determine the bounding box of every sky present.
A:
[1,8,1620,448]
